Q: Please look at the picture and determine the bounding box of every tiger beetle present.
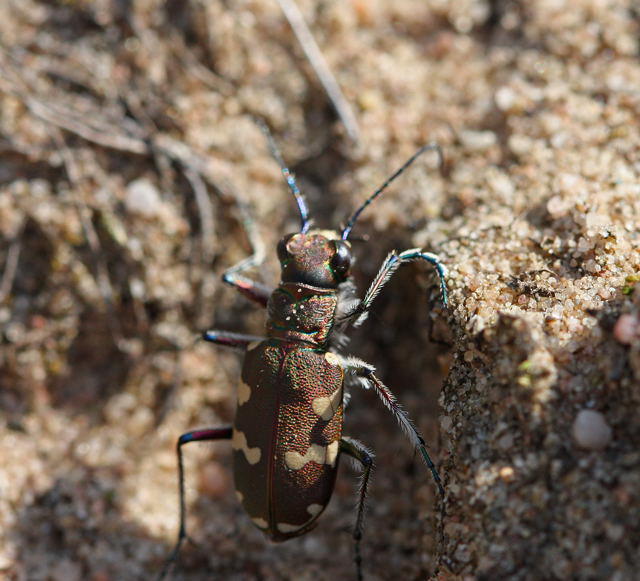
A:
[159,124,448,581]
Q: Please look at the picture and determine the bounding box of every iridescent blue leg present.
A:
[395,250,448,306]
[340,437,375,581]
[202,330,263,349]
[157,427,233,581]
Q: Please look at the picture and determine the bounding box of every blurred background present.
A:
[1,1,639,580]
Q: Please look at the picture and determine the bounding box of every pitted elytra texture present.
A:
[233,342,344,541]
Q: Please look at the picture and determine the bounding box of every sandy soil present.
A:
[1,1,639,580]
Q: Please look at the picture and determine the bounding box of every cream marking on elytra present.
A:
[276,503,324,533]
[325,440,339,465]
[251,517,268,529]
[235,490,244,503]
[284,440,339,470]
[312,387,341,420]
[324,352,340,366]
[276,522,302,533]
[237,381,251,405]
[232,428,261,465]
[307,503,323,517]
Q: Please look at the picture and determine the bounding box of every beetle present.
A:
[159,124,448,581]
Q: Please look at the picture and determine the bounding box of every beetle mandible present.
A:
[159,123,448,581]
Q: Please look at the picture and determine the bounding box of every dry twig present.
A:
[0,222,24,303]
[276,0,360,143]
[183,166,216,264]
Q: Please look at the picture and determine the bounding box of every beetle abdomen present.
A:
[233,340,344,541]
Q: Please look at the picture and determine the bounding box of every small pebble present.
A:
[572,410,612,450]
[459,129,497,152]
[546,195,570,218]
[613,313,639,345]
[125,178,162,218]
[499,466,515,482]
[495,86,516,110]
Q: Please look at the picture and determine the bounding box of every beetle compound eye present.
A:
[277,234,295,261]
[331,241,352,277]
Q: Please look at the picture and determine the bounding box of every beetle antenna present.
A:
[341,143,443,240]
[256,119,312,234]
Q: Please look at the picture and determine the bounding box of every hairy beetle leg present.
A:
[347,249,448,327]
[202,330,264,350]
[158,427,233,581]
[366,372,445,496]
[341,356,445,497]
[340,437,375,581]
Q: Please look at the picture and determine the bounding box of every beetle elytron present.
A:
[159,124,448,580]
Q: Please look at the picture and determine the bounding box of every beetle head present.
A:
[277,230,352,288]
